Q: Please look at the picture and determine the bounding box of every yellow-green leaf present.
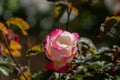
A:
[105,16,120,22]
[54,4,67,22]
[98,16,120,38]
[4,49,21,57]
[6,17,29,35]
[27,44,44,56]
[0,22,8,34]
[67,2,79,15]
[10,40,22,50]
[3,40,22,57]
[55,6,63,17]
[20,67,32,80]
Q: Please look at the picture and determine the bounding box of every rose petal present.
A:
[45,61,70,73]
[44,35,50,50]
[45,61,54,72]
[60,55,73,63]
[60,31,74,42]
[49,28,63,41]
[72,47,78,55]
[44,35,52,58]
[56,35,72,46]
[73,33,80,41]
[44,28,80,68]
[55,63,70,73]
[48,46,72,62]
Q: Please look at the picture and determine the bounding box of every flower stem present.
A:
[1,32,28,80]
[59,73,61,80]
[66,6,72,31]
[27,54,31,72]
[26,38,32,72]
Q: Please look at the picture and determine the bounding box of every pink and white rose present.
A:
[44,28,80,72]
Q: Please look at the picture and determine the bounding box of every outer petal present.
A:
[45,61,54,72]
[44,35,53,58]
[73,33,80,41]
[55,63,70,73]
[49,28,63,41]
[44,35,50,50]
[60,55,74,63]
[45,61,70,73]
[62,47,78,63]
[72,47,78,55]
[72,33,80,46]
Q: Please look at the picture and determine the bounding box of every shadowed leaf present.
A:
[3,40,22,57]
[0,22,8,34]
[98,16,120,38]
[54,4,67,23]
[67,2,79,15]
[6,17,29,35]
[10,40,22,50]
[0,56,14,76]
[33,70,54,80]
[27,44,44,56]
[20,66,32,80]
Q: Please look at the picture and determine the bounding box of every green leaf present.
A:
[0,56,13,64]
[27,44,44,57]
[93,54,101,59]
[0,22,8,34]
[0,64,13,76]
[32,70,54,80]
[54,4,67,23]
[0,56,14,76]
[6,17,29,35]
[117,76,120,80]
[72,75,83,80]
[98,16,120,38]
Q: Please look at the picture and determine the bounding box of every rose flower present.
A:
[44,28,80,73]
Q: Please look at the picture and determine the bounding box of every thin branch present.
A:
[1,32,28,80]
[59,73,61,80]
[26,37,32,71]
[66,6,72,31]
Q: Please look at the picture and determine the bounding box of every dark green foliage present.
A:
[33,70,55,80]
[0,56,14,76]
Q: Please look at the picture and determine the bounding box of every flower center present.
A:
[57,36,71,47]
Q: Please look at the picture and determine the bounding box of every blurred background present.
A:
[0,0,120,79]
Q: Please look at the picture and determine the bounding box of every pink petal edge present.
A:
[73,33,80,41]
[49,28,63,41]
